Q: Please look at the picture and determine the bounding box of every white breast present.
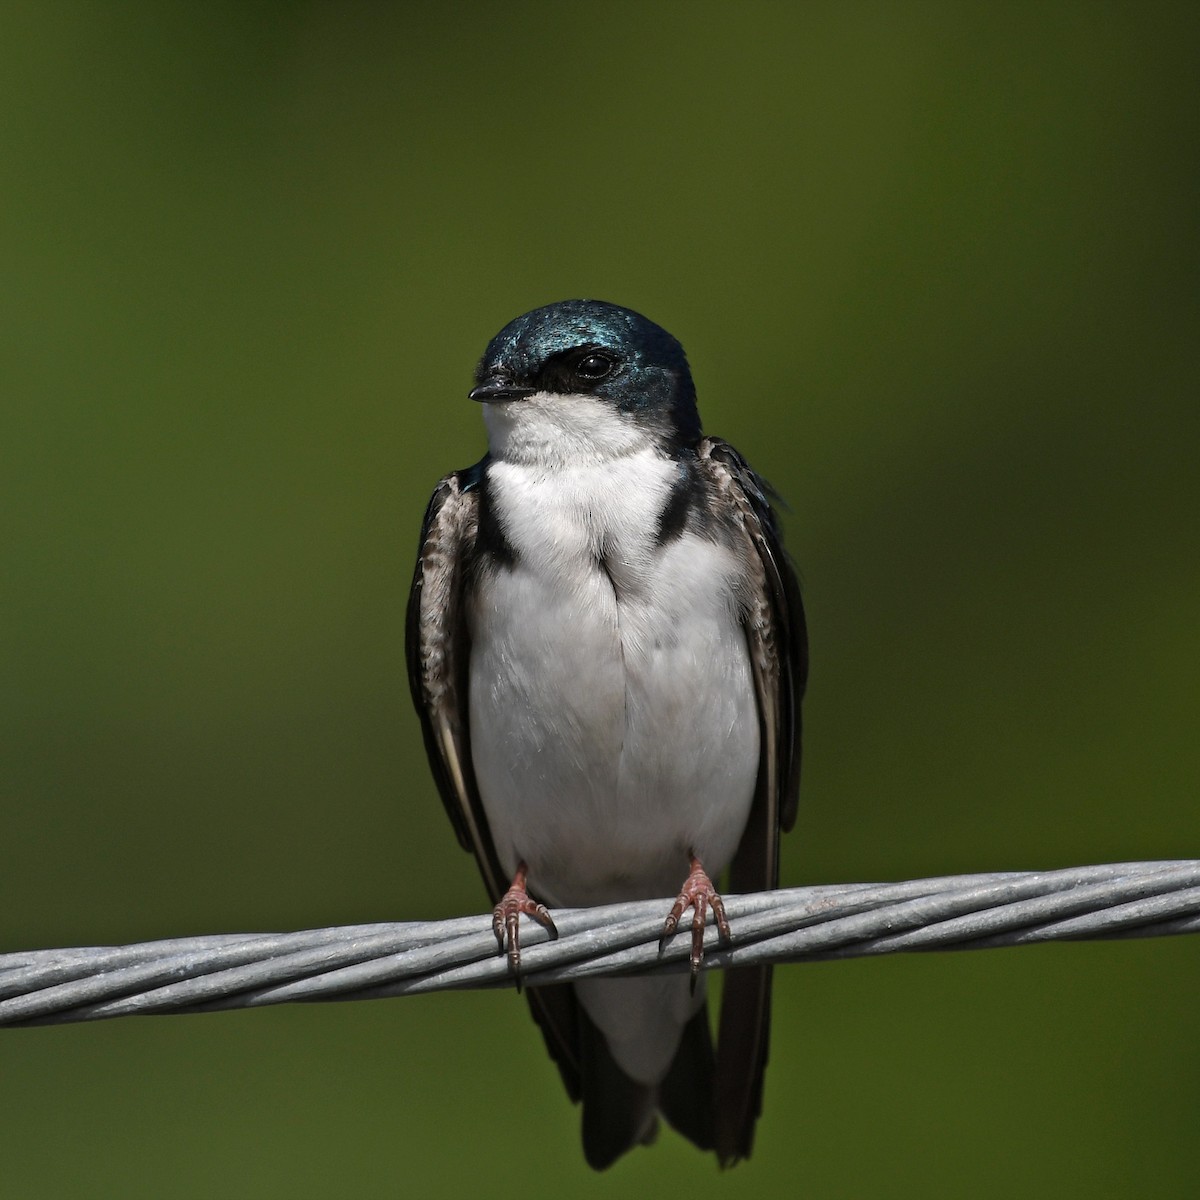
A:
[467,396,760,911]
[466,393,762,1085]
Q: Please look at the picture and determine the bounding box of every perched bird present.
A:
[406,300,807,1169]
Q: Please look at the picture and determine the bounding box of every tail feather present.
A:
[579,1006,659,1170]
[658,1005,716,1151]
[580,1002,717,1170]
[714,964,773,1165]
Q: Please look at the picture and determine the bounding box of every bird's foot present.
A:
[492,862,557,982]
[659,855,732,992]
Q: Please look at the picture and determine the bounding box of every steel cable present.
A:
[2,860,1197,1028]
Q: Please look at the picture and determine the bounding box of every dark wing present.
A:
[405,465,583,1101]
[405,468,506,894]
[698,437,808,1167]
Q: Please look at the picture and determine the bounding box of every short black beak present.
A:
[468,378,537,403]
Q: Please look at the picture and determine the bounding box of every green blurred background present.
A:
[3,2,1198,1196]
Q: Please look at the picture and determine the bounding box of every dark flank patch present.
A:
[471,460,517,568]
[655,453,699,546]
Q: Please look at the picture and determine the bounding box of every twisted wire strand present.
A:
[2,860,1197,1028]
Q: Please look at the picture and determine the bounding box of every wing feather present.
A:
[404,469,506,895]
[698,437,808,1166]
[405,465,583,1101]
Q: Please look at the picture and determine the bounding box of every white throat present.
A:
[483,391,648,468]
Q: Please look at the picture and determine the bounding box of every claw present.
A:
[658,855,732,992]
[492,862,558,986]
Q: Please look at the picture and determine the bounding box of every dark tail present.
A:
[580,1004,715,1170]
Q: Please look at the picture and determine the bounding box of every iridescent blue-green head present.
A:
[469,301,701,461]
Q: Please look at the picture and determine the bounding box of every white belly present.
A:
[467,452,760,910]
[465,420,763,1085]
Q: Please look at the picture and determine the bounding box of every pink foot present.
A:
[659,855,732,990]
[492,862,558,979]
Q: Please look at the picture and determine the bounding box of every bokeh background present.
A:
[3,3,1198,1196]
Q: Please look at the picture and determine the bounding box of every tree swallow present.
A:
[406,300,807,1169]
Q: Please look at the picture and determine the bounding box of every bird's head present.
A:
[469,300,700,465]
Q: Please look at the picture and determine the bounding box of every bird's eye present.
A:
[576,353,614,381]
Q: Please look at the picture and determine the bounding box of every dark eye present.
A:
[576,353,614,381]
